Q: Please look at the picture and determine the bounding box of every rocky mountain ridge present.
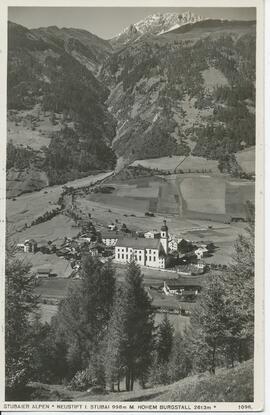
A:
[110,11,205,47]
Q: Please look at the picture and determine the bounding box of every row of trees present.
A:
[6,201,255,399]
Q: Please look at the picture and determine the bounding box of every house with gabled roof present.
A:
[115,220,169,269]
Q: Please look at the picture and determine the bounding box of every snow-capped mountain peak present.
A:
[111,11,205,45]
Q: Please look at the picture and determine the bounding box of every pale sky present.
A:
[8,7,256,40]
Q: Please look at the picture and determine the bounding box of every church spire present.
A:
[160,219,168,254]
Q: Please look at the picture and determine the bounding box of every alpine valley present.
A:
[7,12,256,197]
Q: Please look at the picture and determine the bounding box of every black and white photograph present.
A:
[0,0,265,411]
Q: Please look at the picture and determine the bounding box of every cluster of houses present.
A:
[16,218,215,281]
[113,220,214,272]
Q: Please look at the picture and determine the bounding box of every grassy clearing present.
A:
[154,312,190,335]
[16,251,73,277]
[7,171,112,235]
[39,303,58,324]
[202,67,229,91]
[130,154,220,173]
[14,214,79,245]
[34,277,74,299]
[7,105,61,150]
[236,146,255,174]
[131,156,185,171]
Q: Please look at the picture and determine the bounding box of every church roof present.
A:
[116,237,160,250]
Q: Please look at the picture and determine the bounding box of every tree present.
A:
[156,314,174,363]
[223,200,255,364]
[105,262,154,391]
[189,275,228,374]
[167,331,193,381]
[189,201,255,373]
[123,261,155,390]
[53,256,115,378]
[104,285,127,392]
[29,319,69,384]
[5,241,39,398]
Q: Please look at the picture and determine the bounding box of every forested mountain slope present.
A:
[101,19,255,165]
[32,25,113,75]
[7,21,116,192]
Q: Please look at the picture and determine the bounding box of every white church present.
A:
[115,220,169,269]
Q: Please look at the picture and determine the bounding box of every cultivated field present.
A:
[131,154,219,173]
[177,175,255,220]
[225,181,255,216]
[179,176,226,214]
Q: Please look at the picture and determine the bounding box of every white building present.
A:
[194,247,208,259]
[102,232,118,247]
[144,230,160,239]
[115,220,169,269]
[17,239,37,253]
[108,224,117,231]
[168,236,183,252]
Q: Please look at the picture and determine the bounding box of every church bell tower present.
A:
[160,219,168,254]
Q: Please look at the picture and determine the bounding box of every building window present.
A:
[153,256,156,262]
[126,254,128,260]
[134,256,137,261]
[139,255,141,261]
[149,256,152,261]
[122,254,124,259]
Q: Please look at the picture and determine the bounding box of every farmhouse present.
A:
[168,236,182,252]
[144,230,160,239]
[36,268,52,278]
[194,247,208,259]
[102,232,118,247]
[115,220,169,269]
[162,278,202,300]
[17,239,37,253]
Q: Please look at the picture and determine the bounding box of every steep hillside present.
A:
[7,21,116,192]
[32,25,113,75]
[101,20,255,165]
[26,359,253,402]
[154,359,253,402]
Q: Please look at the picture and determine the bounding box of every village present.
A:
[14,180,227,325]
